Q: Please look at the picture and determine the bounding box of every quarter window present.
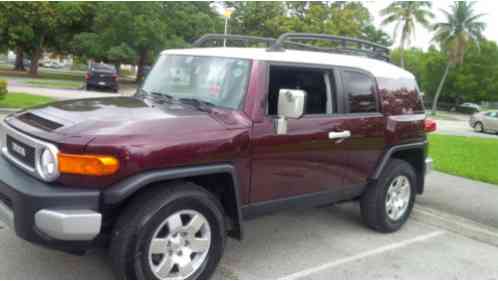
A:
[343,71,378,113]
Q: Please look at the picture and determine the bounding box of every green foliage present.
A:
[0,2,95,74]
[429,134,498,185]
[393,39,498,104]
[0,80,7,99]
[71,2,222,80]
[380,1,434,68]
[227,2,384,46]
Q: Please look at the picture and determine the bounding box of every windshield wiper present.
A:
[178,98,215,112]
[139,89,176,104]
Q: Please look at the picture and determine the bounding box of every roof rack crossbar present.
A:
[269,32,390,61]
[193,34,276,47]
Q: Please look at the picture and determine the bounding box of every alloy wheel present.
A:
[385,175,411,221]
[148,210,211,280]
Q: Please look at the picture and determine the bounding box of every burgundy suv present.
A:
[0,33,434,280]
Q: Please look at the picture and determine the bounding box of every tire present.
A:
[474,122,484,132]
[86,84,93,91]
[110,182,226,280]
[360,159,416,233]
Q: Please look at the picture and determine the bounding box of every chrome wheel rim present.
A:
[148,210,211,280]
[385,175,411,221]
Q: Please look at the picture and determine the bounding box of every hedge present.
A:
[0,80,7,100]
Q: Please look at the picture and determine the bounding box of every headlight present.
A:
[38,147,59,181]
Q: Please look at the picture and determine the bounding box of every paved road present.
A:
[436,119,498,139]
[0,203,497,279]
[419,171,498,228]
[7,85,136,101]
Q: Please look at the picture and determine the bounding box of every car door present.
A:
[488,112,498,130]
[250,64,354,203]
[335,69,386,188]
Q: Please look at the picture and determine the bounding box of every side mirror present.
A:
[274,89,307,135]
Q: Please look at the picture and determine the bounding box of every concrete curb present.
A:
[0,108,19,114]
[413,205,498,247]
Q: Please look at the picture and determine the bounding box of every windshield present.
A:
[142,55,251,109]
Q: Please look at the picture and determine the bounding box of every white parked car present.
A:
[469,111,498,133]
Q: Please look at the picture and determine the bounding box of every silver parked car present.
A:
[469,111,498,133]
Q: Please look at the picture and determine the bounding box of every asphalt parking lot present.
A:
[1,203,498,279]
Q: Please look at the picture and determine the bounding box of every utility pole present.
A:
[223,8,234,47]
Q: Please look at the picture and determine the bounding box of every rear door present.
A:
[486,112,498,130]
[335,69,386,187]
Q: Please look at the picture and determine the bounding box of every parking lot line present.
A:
[278,230,446,280]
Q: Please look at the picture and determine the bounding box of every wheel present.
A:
[474,122,484,132]
[110,182,226,280]
[360,159,416,233]
[86,84,93,91]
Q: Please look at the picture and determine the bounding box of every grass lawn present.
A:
[24,79,83,89]
[429,134,498,185]
[0,92,55,109]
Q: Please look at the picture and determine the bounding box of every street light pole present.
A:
[223,8,233,47]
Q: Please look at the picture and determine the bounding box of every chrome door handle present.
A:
[328,130,351,139]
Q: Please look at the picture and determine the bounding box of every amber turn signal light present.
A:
[58,153,120,176]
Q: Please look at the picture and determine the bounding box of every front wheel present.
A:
[360,159,416,233]
[110,182,226,280]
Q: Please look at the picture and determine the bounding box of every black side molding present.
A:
[371,141,428,180]
[102,164,244,239]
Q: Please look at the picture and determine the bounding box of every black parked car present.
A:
[85,63,119,92]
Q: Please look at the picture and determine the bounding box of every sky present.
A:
[364,1,496,50]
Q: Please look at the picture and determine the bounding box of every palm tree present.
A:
[431,2,486,114]
[380,1,434,69]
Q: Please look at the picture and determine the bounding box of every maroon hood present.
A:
[6,97,251,145]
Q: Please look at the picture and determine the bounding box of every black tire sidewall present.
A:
[378,162,416,231]
[122,188,225,280]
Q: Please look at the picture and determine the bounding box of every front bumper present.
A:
[0,155,102,252]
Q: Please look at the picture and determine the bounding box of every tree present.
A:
[362,24,393,47]
[0,2,94,74]
[72,2,222,81]
[431,1,486,114]
[380,1,433,69]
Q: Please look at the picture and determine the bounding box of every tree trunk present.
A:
[399,33,406,69]
[29,35,45,76]
[29,46,42,76]
[400,46,405,69]
[431,63,451,115]
[136,49,148,83]
[14,46,25,71]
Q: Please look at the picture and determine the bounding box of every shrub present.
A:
[0,80,7,100]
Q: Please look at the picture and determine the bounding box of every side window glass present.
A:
[268,66,330,115]
[343,71,378,113]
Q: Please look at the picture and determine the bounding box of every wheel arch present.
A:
[103,164,244,240]
[371,141,428,194]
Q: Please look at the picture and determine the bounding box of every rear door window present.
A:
[342,71,378,113]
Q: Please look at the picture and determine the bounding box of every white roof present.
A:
[162,47,415,80]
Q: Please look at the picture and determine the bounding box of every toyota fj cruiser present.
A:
[0,33,434,279]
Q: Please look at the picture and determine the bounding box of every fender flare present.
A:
[103,164,244,239]
[371,141,428,180]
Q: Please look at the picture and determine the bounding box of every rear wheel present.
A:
[474,122,484,132]
[110,182,226,280]
[360,159,416,233]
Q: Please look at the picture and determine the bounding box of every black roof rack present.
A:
[192,33,390,62]
[268,32,390,62]
[193,34,276,47]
